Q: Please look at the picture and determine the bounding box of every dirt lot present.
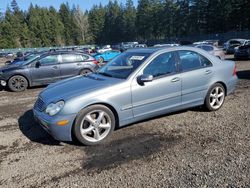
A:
[0,56,249,187]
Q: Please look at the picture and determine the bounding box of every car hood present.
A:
[39,74,124,104]
[0,61,26,71]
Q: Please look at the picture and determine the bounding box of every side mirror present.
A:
[137,74,153,85]
[35,61,41,68]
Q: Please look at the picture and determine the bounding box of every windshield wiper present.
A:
[97,72,113,77]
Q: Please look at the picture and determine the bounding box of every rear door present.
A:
[59,53,90,79]
[30,54,60,85]
[177,50,214,106]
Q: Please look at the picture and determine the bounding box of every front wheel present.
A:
[73,105,115,145]
[8,75,28,92]
[204,83,225,111]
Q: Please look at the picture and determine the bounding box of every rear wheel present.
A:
[8,75,28,92]
[80,69,92,75]
[73,105,115,145]
[204,83,225,111]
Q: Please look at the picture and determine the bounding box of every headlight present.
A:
[45,101,65,116]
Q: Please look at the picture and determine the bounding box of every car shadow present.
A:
[18,110,61,145]
[0,85,4,92]
[82,132,183,173]
[237,70,250,80]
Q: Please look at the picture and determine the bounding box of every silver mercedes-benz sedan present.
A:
[33,47,237,145]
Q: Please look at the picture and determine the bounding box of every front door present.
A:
[30,54,60,85]
[131,51,182,118]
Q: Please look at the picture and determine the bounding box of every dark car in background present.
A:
[234,40,250,60]
[223,39,245,54]
[0,51,99,92]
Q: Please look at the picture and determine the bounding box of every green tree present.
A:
[88,4,106,43]
[121,0,137,41]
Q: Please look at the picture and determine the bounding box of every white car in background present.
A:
[97,45,112,53]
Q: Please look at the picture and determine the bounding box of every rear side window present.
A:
[178,51,212,71]
[61,54,89,63]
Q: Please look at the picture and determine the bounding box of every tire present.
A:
[98,57,104,64]
[80,69,92,75]
[73,105,115,146]
[8,75,28,92]
[204,83,225,111]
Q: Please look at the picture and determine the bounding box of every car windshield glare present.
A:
[97,52,150,79]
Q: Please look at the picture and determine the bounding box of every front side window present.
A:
[178,51,212,71]
[143,52,177,78]
[39,55,58,65]
[98,52,151,79]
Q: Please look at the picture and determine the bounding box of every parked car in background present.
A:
[234,44,250,60]
[195,44,225,60]
[242,40,250,46]
[223,39,246,54]
[0,51,99,92]
[154,43,180,47]
[93,50,121,64]
[134,44,147,48]
[193,40,219,47]
[120,42,139,51]
[5,52,15,58]
[97,45,112,53]
[6,52,41,65]
[33,46,237,145]
[0,52,7,58]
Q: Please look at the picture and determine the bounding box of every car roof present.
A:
[126,46,207,54]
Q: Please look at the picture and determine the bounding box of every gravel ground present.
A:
[0,56,249,187]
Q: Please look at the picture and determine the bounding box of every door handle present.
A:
[205,70,212,75]
[171,77,180,82]
[76,63,82,66]
[52,66,58,69]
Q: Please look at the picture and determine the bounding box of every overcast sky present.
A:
[0,0,138,13]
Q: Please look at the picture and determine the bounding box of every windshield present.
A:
[97,52,151,79]
[25,54,40,64]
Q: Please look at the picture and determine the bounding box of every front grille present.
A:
[35,97,46,112]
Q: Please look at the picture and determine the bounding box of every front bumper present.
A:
[33,108,76,141]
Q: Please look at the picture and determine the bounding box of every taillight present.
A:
[233,65,237,76]
[93,60,98,65]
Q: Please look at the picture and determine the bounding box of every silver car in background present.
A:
[195,44,225,60]
[33,47,237,146]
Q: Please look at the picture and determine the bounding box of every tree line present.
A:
[0,0,249,49]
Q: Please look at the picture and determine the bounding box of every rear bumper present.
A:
[226,76,238,95]
[33,108,76,142]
